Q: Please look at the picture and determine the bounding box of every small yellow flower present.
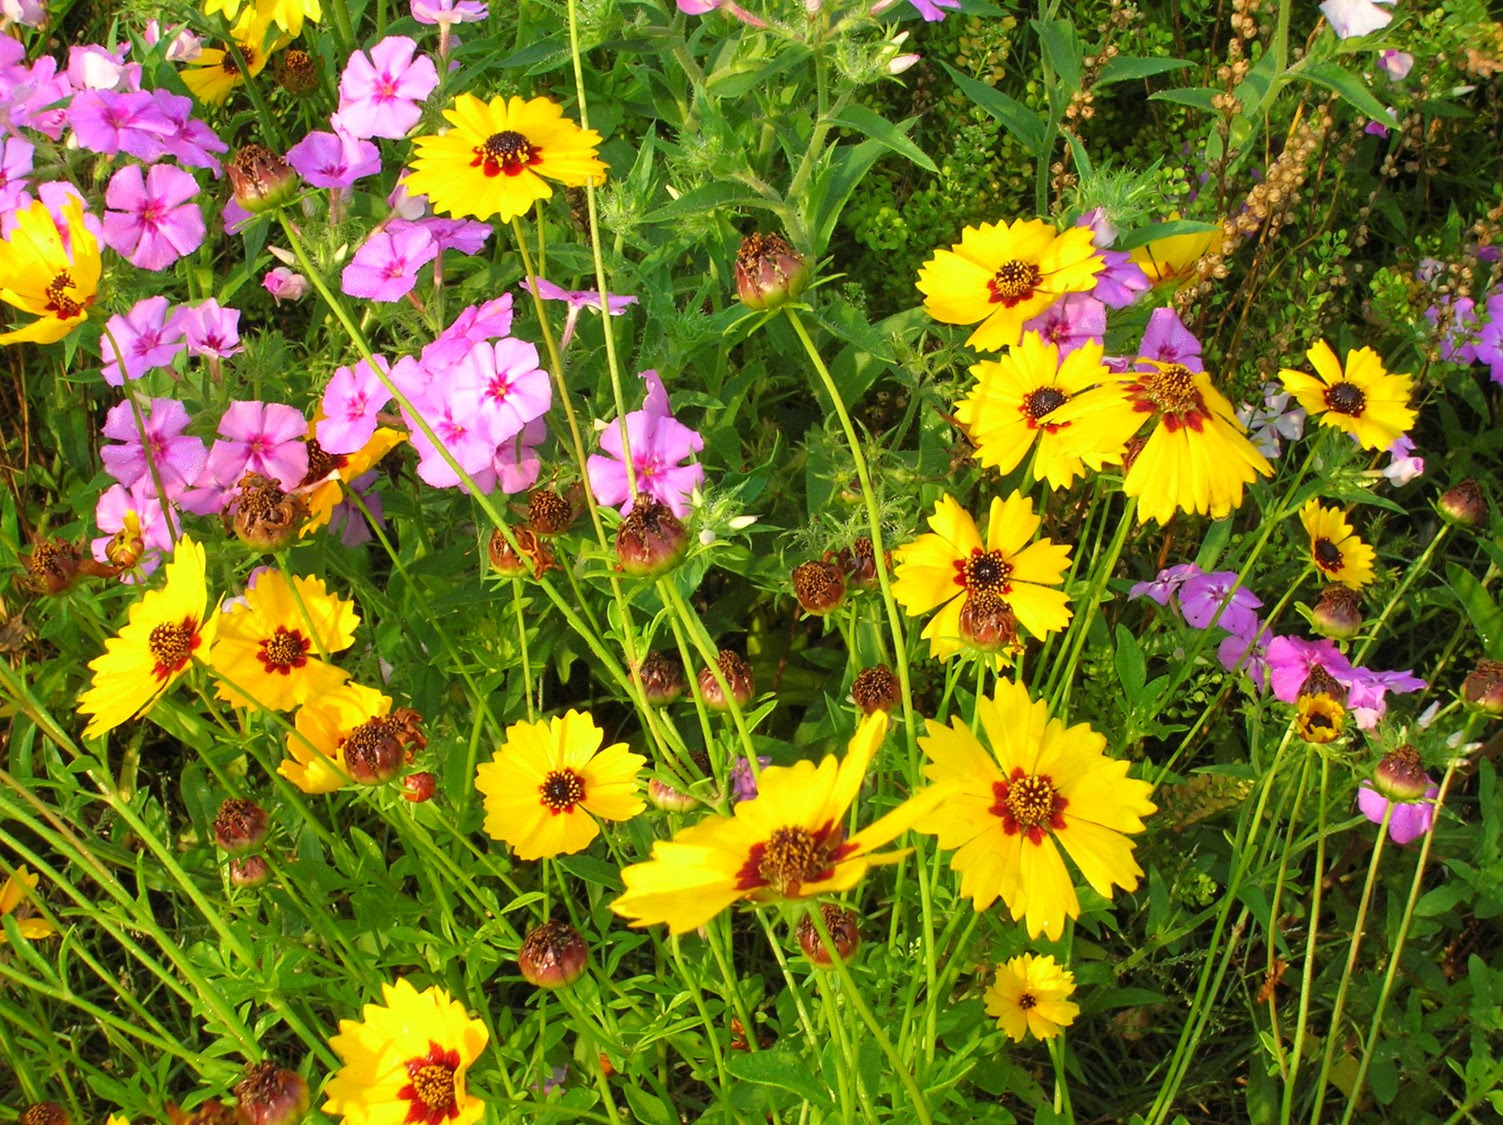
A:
[1279,340,1417,451]
[405,94,608,223]
[1295,692,1346,744]
[324,977,488,1125]
[0,866,56,941]
[1299,499,1376,590]
[181,10,289,106]
[280,682,391,793]
[986,954,1080,1042]
[301,427,406,538]
[0,197,100,346]
[204,0,322,38]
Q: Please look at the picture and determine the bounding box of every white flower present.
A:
[1319,0,1394,39]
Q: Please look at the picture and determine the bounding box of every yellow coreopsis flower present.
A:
[955,331,1115,489]
[280,682,392,793]
[612,713,940,934]
[324,978,489,1125]
[1295,691,1346,744]
[892,492,1073,661]
[181,10,288,105]
[1299,499,1376,591]
[77,535,217,739]
[475,710,645,861]
[204,0,322,37]
[0,866,56,941]
[0,197,100,345]
[1279,340,1417,451]
[210,570,359,710]
[404,94,608,223]
[916,218,1104,353]
[986,954,1080,1042]
[1127,222,1223,286]
[916,678,1156,940]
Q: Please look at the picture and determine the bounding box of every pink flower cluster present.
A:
[101,296,240,385]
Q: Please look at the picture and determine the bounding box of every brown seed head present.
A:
[850,664,901,715]
[791,560,846,615]
[796,904,860,968]
[518,920,589,989]
[699,649,755,711]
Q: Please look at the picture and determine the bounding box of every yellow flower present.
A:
[476,710,645,861]
[916,219,1105,352]
[612,713,939,934]
[280,682,391,793]
[1054,361,1272,525]
[324,977,489,1125]
[106,1117,131,1125]
[1127,223,1223,286]
[77,536,217,739]
[916,678,1156,940]
[181,10,288,106]
[1295,692,1346,744]
[1279,340,1417,451]
[0,866,56,941]
[955,332,1114,489]
[0,197,100,345]
[892,493,1072,661]
[986,953,1080,1042]
[302,427,406,538]
[210,571,359,711]
[404,94,608,223]
[1299,499,1375,590]
[204,0,322,38]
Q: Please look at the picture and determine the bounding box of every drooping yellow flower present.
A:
[892,493,1072,661]
[916,678,1156,940]
[986,954,1080,1042]
[77,536,217,739]
[1299,499,1376,591]
[1053,361,1273,525]
[612,713,939,934]
[1279,340,1417,451]
[476,710,645,861]
[210,570,359,711]
[301,427,406,538]
[280,682,391,793]
[181,10,289,106]
[204,0,322,38]
[916,219,1105,352]
[0,866,56,941]
[1295,692,1346,744]
[0,197,100,346]
[1127,222,1223,286]
[404,95,608,223]
[324,977,488,1125]
[955,332,1114,489]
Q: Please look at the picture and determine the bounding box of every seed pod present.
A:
[1310,585,1363,640]
[1371,744,1429,802]
[227,145,299,214]
[796,904,860,968]
[213,798,269,855]
[518,920,588,989]
[735,232,808,310]
[636,652,687,705]
[234,1060,310,1125]
[791,560,846,616]
[699,650,754,711]
[615,498,688,576]
[1438,478,1487,528]
[850,664,901,715]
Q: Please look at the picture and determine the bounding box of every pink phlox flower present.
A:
[103,163,205,271]
[1377,50,1412,80]
[420,295,515,374]
[489,416,547,494]
[1266,635,1355,704]
[1091,249,1151,308]
[100,296,187,386]
[9,57,73,139]
[1426,296,1481,365]
[67,44,139,92]
[903,0,961,21]
[264,266,309,302]
[1218,622,1273,692]
[287,127,382,188]
[68,89,175,159]
[522,277,639,315]
[405,384,495,489]
[100,397,206,494]
[202,400,310,494]
[1177,570,1262,637]
[144,21,204,63]
[731,756,774,803]
[318,355,395,455]
[1235,384,1306,459]
[1022,294,1105,357]
[1134,307,1204,372]
[1345,666,1426,731]
[1381,434,1425,486]
[1129,562,1202,606]
[388,216,491,255]
[1475,292,1503,384]
[387,173,430,220]
[342,225,438,301]
[335,36,439,140]
[0,0,47,30]
[1357,780,1438,845]
[93,478,180,580]
[411,0,488,25]
[452,336,551,446]
[172,298,243,358]
[587,369,705,518]
[675,0,768,25]
[1320,0,1393,39]
[150,90,228,173]
[0,136,34,213]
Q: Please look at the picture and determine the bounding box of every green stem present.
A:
[1280,750,1334,1124]
[1353,523,1450,666]
[1048,495,1136,717]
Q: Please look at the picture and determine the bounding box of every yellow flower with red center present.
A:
[475,710,646,860]
[916,219,1104,352]
[181,10,289,106]
[404,94,608,223]
[1299,499,1376,590]
[891,492,1072,661]
[612,713,941,934]
[986,954,1080,1042]
[210,571,359,711]
[0,197,100,346]
[324,977,488,1125]
[916,678,1156,940]
[77,536,217,739]
[1278,340,1417,451]
[0,866,56,942]
[1295,692,1346,744]
[280,682,391,793]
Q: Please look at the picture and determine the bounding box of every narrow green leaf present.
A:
[1030,18,1082,92]
[940,62,1047,154]
[1115,218,1221,251]
[1294,62,1394,128]
[1148,86,1220,112]
[725,1049,835,1110]
[1445,562,1503,659]
[827,105,937,173]
[1097,55,1195,86]
[645,181,778,223]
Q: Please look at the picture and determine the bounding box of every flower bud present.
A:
[229,855,270,888]
[791,560,846,616]
[226,474,305,552]
[169,1101,238,1125]
[227,145,299,214]
[263,268,309,304]
[487,525,557,579]
[636,652,687,705]
[1299,664,1348,706]
[958,592,1017,653]
[615,498,688,576]
[213,798,269,855]
[106,522,146,569]
[735,232,808,310]
[647,777,697,812]
[23,538,82,595]
[342,717,405,784]
[518,920,588,989]
[796,904,860,967]
[1371,744,1430,802]
[234,1060,310,1125]
[526,487,576,536]
[1461,657,1503,715]
[1438,478,1488,528]
[402,771,437,803]
[850,664,901,715]
[19,1103,68,1125]
[699,650,755,711]
[837,537,884,589]
[1311,585,1363,640]
[275,48,320,97]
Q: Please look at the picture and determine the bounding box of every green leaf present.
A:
[725,1049,834,1110]
[940,62,1046,154]
[1030,18,1082,93]
[1414,882,1467,918]
[645,181,781,224]
[1148,86,1220,112]
[1097,55,1195,86]
[1294,62,1394,128]
[623,1084,676,1125]
[1445,563,1503,660]
[1115,218,1222,251]
[826,105,937,173]
[1115,623,1147,701]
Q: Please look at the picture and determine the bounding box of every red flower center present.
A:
[737,822,854,896]
[1323,381,1366,416]
[398,1043,462,1125]
[44,270,85,320]
[987,259,1043,306]
[257,626,311,675]
[1312,537,1344,572]
[990,768,1068,845]
[472,130,544,178]
[954,548,1013,596]
[1132,363,1208,432]
[540,768,586,813]
[147,617,201,681]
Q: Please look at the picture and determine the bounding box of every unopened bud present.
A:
[20,1103,68,1125]
[488,525,557,578]
[791,560,846,615]
[275,49,320,97]
[402,771,437,803]
[23,538,82,595]
[647,777,697,812]
[234,1060,310,1125]
[888,52,921,75]
[229,855,270,888]
[699,650,755,711]
[615,498,688,576]
[1311,585,1363,640]
[518,920,589,989]
[1299,664,1348,706]
[1372,744,1430,802]
[227,474,304,552]
[1461,657,1503,715]
[1438,478,1488,528]
[850,664,901,715]
[735,232,808,310]
[227,145,299,214]
[958,592,1017,652]
[796,904,860,967]
[527,486,576,536]
[636,652,687,705]
[106,523,146,568]
[342,717,404,784]
[213,798,269,855]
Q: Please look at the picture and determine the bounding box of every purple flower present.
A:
[489,417,547,494]
[1236,385,1306,459]
[1135,307,1204,372]
[341,226,439,301]
[730,756,773,803]
[67,44,139,92]
[1382,434,1425,486]
[1428,296,1482,365]
[1,0,47,29]
[411,0,488,24]
[522,276,638,349]
[406,387,495,490]
[1178,570,1262,637]
[1022,294,1105,357]
[151,90,227,173]
[203,401,309,493]
[587,370,705,518]
[1357,781,1437,844]
[93,479,179,579]
[100,297,186,386]
[1091,249,1152,308]
[264,267,309,303]
[420,295,515,374]
[144,21,204,63]
[453,337,551,446]
[287,128,383,188]
[1266,635,1354,704]
[903,0,961,21]
[0,136,34,214]
[9,57,73,139]
[325,469,385,547]
[335,36,439,140]
[1475,292,1503,384]
[100,397,206,494]
[319,356,395,455]
[1346,665,1426,730]
[388,216,492,256]
[1218,623,1272,692]
[1129,562,1202,606]
[102,163,205,271]
[173,299,242,358]
[68,89,175,159]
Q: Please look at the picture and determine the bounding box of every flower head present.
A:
[204,400,309,493]
[986,954,1080,1042]
[181,11,289,106]
[476,710,645,860]
[100,296,186,385]
[0,866,55,941]
[100,397,206,494]
[0,196,100,345]
[1300,499,1376,590]
[334,37,439,140]
[341,226,438,302]
[280,682,392,793]
[1279,340,1416,451]
[587,370,704,518]
[286,129,382,189]
[1320,0,1393,39]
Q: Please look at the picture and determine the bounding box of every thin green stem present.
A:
[1281,750,1333,1124]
